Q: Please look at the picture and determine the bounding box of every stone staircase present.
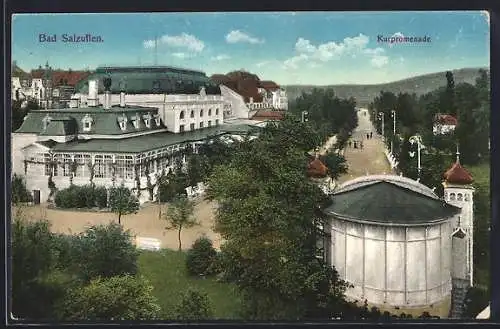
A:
[450,278,470,319]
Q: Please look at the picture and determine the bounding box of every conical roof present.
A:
[443,162,473,185]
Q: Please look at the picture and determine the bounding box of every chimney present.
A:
[103,77,112,110]
[87,79,99,107]
[120,91,126,107]
[249,97,254,104]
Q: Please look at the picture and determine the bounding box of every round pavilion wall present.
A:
[330,217,453,308]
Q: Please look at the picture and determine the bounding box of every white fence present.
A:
[384,148,399,170]
[135,237,161,251]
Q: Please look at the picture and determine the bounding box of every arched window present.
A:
[200,109,204,117]
[216,108,219,116]
[180,111,185,120]
[190,110,194,118]
[208,109,212,116]
[457,193,463,201]
[450,193,456,201]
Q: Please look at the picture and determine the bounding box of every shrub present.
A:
[173,288,213,320]
[54,185,108,209]
[12,174,33,204]
[186,236,217,277]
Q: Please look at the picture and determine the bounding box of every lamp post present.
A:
[409,135,424,181]
[378,112,385,141]
[391,110,396,154]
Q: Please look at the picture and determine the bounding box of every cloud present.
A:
[283,54,308,69]
[285,33,389,69]
[256,61,271,67]
[388,32,405,47]
[143,33,205,52]
[371,55,389,68]
[172,52,190,59]
[211,54,231,61]
[226,30,264,44]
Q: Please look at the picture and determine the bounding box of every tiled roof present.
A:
[52,71,92,86]
[74,66,221,95]
[259,80,280,91]
[434,114,458,125]
[251,110,285,121]
[39,118,77,136]
[307,157,328,178]
[326,179,461,225]
[15,105,164,136]
[444,162,474,185]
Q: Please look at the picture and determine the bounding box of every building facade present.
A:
[12,66,258,204]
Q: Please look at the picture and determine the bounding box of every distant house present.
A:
[433,114,457,135]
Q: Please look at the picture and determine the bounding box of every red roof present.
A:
[210,70,265,103]
[444,162,473,185]
[259,80,280,91]
[434,114,458,126]
[307,157,328,178]
[29,69,91,87]
[251,110,285,121]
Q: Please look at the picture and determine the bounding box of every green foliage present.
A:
[206,123,349,320]
[109,185,140,224]
[54,184,107,209]
[11,218,57,318]
[173,288,213,320]
[463,286,489,319]
[56,274,161,321]
[186,236,217,277]
[162,195,198,251]
[11,174,33,204]
[158,170,188,203]
[71,223,139,282]
[319,153,348,179]
[12,100,39,132]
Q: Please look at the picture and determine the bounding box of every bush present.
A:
[12,174,33,204]
[174,288,213,320]
[54,184,108,209]
[186,236,217,277]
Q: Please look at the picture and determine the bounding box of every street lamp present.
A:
[378,112,385,141]
[409,134,424,181]
[391,110,397,154]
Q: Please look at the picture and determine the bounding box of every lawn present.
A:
[138,249,242,319]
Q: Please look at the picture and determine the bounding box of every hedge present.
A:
[55,185,108,209]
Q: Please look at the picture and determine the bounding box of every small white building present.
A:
[323,166,475,314]
[433,114,458,135]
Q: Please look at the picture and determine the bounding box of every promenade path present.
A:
[337,108,394,185]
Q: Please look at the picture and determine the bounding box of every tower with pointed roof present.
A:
[442,144,474,287]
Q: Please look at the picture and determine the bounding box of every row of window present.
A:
[179,119,219,132]
[117,113,161,132]
[179,108,220,120]
[446,192,470,201]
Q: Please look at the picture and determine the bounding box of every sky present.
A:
[12,11,490,85]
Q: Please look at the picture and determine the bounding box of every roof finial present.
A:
[456,142,460,164]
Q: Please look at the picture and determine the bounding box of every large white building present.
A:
[323,163,475,317]
[12,66,258,204]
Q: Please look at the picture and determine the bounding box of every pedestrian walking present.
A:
[360,141,364,150]
[348,140,352,148]
[370,132,373,139]
[367,133,370,139]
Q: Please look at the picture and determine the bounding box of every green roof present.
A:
[325,180,460,225]
[51,124,257,153]
[16,105,163,136]
[40,118,77,136]
[74,66,221,95]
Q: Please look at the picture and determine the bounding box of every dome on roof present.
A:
[443,161,473,185]
[326,175,460,225]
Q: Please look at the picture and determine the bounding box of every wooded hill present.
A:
[284,67,489,107]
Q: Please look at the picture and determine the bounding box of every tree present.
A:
[206,129,350,320]
[72,223,139,282]
[12,174,33,204]
[186,236,217,276]
[174,288,213,320]
[162,195,198,251]
[56,275,161,321]
[186,154,210,186]
[109,185,139,224]
[12,100,39,132]
[319,153,348,180]
[11,218,58,319]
